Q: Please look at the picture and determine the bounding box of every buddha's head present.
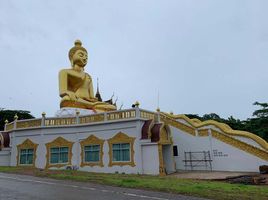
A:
[69,40,88,68]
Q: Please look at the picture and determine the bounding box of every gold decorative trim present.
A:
[108,132,135,167]
[161,113,268,161]
[140,111,155,120]
[198,129,209,137]
[45,137,74,168]
[80,114,104,124]
[45,118,76,126]
[5,122,14,131]
[158,144,166,176]
[165,113,268,151]
[16,119,42,129]
[192,118,202,123]
[0,134,4,149]
[17,139,38,167]
[160,115,195,136]
[159,125,172,144]
[107,110,136,121]
[80,135,104,167]
[211,130,268,161]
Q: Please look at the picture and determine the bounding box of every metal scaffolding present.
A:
[183,151,212,171]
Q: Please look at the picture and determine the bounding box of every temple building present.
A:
[0,40,267,175]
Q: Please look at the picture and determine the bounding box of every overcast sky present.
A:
[0,0,267,119]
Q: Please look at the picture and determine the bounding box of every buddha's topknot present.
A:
[68,40,87,61]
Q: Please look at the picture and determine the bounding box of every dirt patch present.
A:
[170,170,268,185]
[170,170,257,180]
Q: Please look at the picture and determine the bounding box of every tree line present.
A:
[0,109,34,131]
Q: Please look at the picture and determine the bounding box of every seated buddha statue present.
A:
[59,40,117,112]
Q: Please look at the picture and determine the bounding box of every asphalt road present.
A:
[0,172,209,200]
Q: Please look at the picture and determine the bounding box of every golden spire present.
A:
[95,78,102,102]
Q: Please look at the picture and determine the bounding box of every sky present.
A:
[0,0,267,120]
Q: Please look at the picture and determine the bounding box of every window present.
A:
[112,143,130,162]
[84,145,100,162]
[45,137,73,168]
[17,139,38,167]
[80,135,104,167]
[50,147,69,164]
[108,132,135,167]
[173,145,178,156]
[19,148,34,165]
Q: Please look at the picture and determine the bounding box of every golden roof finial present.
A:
[135,101,140,107]
[5,119,8,124]
[14,114,18,120]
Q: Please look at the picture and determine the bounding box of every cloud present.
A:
[0,0,267,119]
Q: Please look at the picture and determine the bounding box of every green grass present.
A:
[0,166,267,200]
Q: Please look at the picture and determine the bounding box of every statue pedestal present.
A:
[55,107,96,117]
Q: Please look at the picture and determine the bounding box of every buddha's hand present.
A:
[89,97,98,102]
[63,91,78,101]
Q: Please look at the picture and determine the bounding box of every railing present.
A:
[45,117,76,126]
[17,119,42,129]
[5,122,14,131]
[140,110,155,120]
[4,108,158,132]
[107,110,136,120]
[80,114,104,124]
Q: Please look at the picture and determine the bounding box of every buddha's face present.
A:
[72,49,88,67]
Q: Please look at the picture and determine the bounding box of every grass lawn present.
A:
[0,166,267,200]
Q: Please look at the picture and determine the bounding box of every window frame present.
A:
[84,144,101,163]
[19,148,34,165]
[17,139,38,167]
[112,143,131,162]
[49,146,69,164]
[108,132,135,167]
[45,137,74,168]
[80,135,104,167]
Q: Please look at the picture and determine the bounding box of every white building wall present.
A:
[141,144,159,175]
[211,138,267,172]
[232,136,263,149]
[162,145,175,174]
[0,148,11,166]
[171,126,268,172]
[10,119,145,174]
[171,127,211,170]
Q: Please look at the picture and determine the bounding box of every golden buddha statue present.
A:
[59,40,117,112]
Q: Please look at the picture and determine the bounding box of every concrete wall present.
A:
[8,113,268,174]
[141,143,159,175]
[171,126,268,172]
[162,145,175,174]
[10,119,146,174]
[0,148,11,166]
[211,138,267,172]
[172,127,211,170]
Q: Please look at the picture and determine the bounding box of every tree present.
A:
[202,113,221,121]
[185,114,202,121]
[0,109,35,131]
[252,102,268,118]
[246,102,268,141]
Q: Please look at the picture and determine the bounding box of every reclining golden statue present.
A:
[59,40,117,112]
